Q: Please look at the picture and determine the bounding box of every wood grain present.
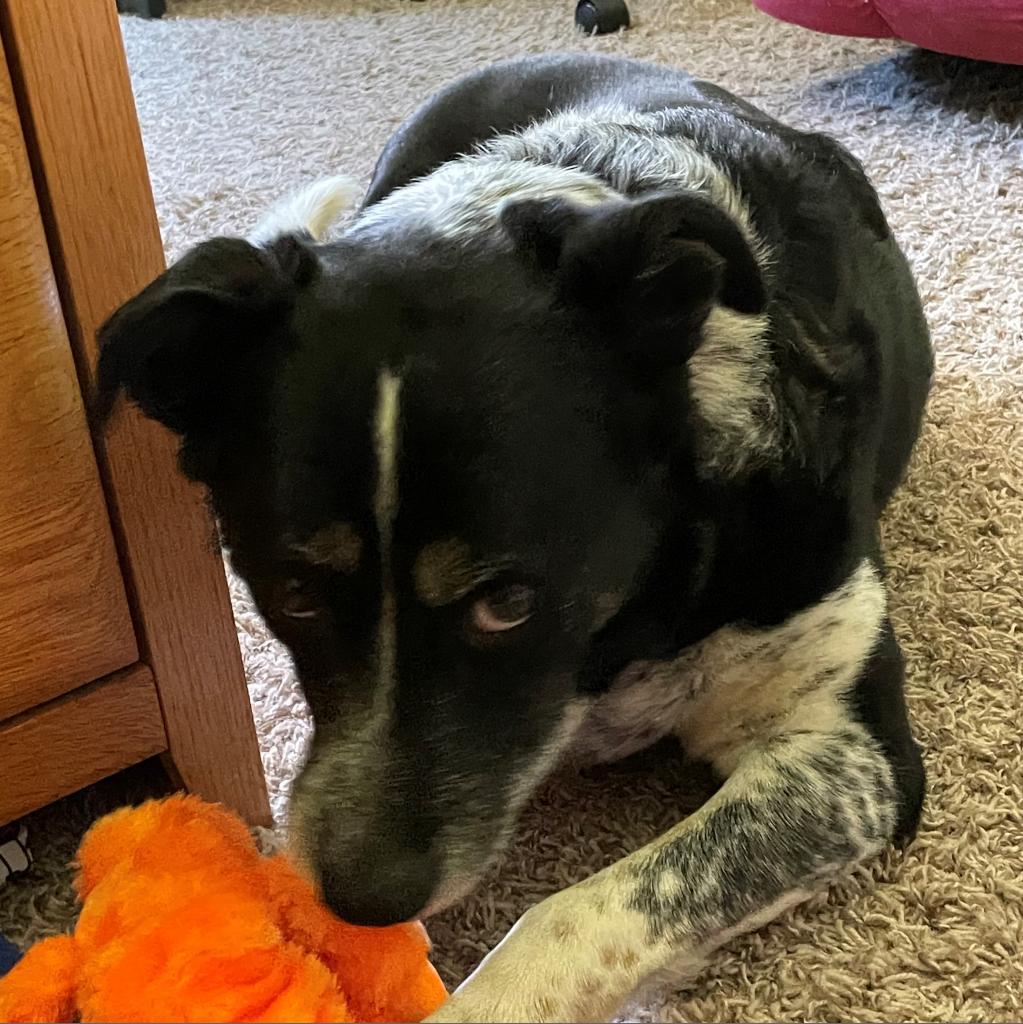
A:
[0,664,167,826]
[0,0,271,824]
[0,40,137,721]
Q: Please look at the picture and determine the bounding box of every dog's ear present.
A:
[502,192,766,363]
[95,234,316,444]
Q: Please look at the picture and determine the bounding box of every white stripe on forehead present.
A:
[374,368,402,695]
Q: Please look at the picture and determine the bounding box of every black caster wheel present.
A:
[575,0,630,34]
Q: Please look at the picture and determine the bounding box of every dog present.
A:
[97,53,933,1022]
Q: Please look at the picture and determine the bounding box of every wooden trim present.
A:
[0,0,271,825]
[0,664,167,826]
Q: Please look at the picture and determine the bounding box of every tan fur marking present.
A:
[413,539,512,607]
[414,539,474,606]
[293,522,363,573]
[536,996,556,1018]
[600,946,624,969]
[592,591,626,631]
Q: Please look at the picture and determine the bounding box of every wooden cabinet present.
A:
[0,62,137,721]
[0,0,270,827]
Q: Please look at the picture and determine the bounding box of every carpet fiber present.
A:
[2,1,1022,1020]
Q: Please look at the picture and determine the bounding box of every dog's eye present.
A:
[471,584,535,632]
[280,578,321,620]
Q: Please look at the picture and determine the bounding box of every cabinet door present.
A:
[0,42,137,720]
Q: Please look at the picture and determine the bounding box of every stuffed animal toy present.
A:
[0,795,447,1023]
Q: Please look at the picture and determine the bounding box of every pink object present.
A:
[753,0,1023,66]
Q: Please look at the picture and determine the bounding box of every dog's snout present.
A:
[318,834,439,927]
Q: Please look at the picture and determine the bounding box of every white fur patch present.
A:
[574,558,886,774]
[483,104,769,268]
[350,157,615,242]
[248,174,360,245]
[687,304,778,476]
[675,558,885,771]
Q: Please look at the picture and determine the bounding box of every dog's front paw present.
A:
[424,893,628,1023]
[424,978,587,1024]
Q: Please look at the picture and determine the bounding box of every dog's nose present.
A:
[318,837,439,927]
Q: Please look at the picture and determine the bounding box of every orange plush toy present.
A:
[0,795,447,1023]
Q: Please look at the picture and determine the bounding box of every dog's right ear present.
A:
[95,234,317,443]
[502,192,767,372]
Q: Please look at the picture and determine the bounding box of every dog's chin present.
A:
[418,873,485,920]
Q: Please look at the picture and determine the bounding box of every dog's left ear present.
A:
[94,234,318,484]
[502,192,766,361]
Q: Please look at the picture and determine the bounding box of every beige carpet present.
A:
[3,0,1022,1020]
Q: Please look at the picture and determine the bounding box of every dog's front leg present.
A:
[427,725,900,1023]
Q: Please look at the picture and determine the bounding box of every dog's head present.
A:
[97,175,764,924]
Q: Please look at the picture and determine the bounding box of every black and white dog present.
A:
[98,53,933,1022]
